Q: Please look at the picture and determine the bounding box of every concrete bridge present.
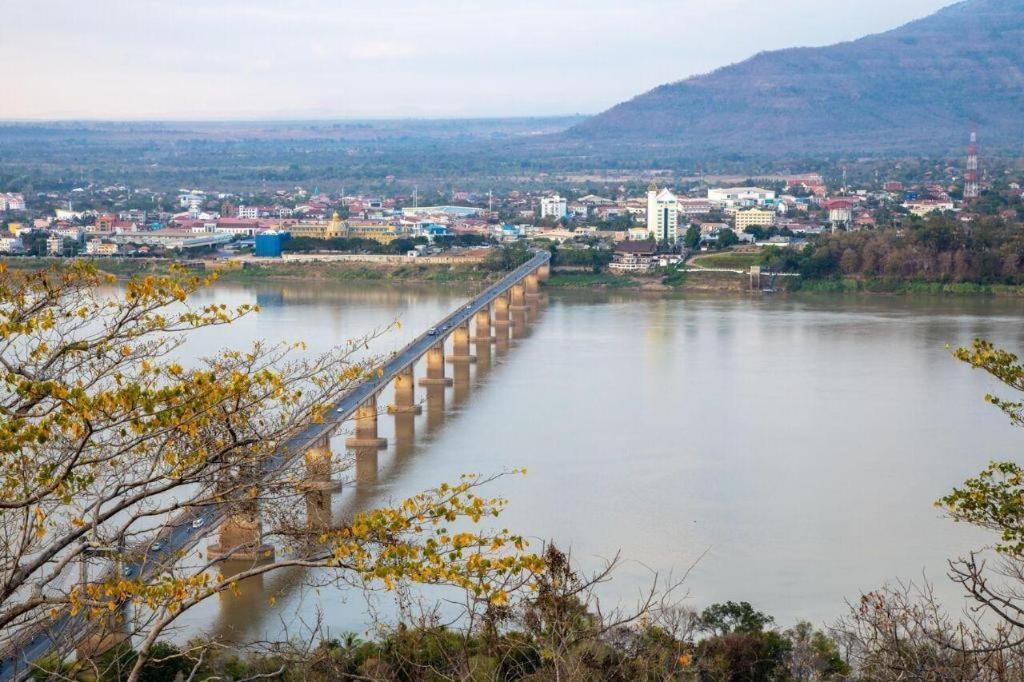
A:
[0,251,551,680]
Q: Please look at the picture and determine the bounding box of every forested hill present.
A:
[566,0,1024,155]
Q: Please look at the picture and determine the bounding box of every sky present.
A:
[1,0,957,120]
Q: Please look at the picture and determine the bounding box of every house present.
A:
[609,240,657,273]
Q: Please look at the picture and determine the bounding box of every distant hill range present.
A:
[566,0,1024,156]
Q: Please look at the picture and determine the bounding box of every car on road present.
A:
[191,517,205,529]
[122,566,134,578]
[427,328,438,336]
[150,540,163,552]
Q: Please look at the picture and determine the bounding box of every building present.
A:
[46,236,64,256]
[708,187,776,208]
[539,195,568,220]
[94,214,116,232]
[610,240,657,273]
[85,240,118,256]
[237,205,259,220]
[0,193,26,211]
[678,198,712,216]
[215,218,262,237]
[110,230,232,250]
[346,221,402,244]
[734,208,776,231]
[646,184,679,243]
[0,237,22,253]
[905,200,955,217]
[401,205,481,219]
[254,231,290,258]
[288,212,346,240]
[825,199,855,225]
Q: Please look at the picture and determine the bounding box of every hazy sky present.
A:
[2,0,956,120]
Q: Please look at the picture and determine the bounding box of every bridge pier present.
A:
[492,293,510,329]
[388,366,422,415]
[345,395,388,449]
[509,284,528,314]
[208,502,275,562]
[298,436,342,492]
[447,322,475,363]
[525,272,540,299]
[471,308,495,343]
[419,342,453,386]
[305,488,332,530]
[538,263,550,282]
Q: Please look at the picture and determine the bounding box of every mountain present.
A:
[566,0,1024,155]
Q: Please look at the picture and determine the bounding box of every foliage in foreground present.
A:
[36,547,849,681]
[834,339,1024,680]
[0,263,541,681]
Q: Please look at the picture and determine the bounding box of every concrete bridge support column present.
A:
[209,501,275,562]
[448,322,475,363]
[388,366,422,415]
[305,489,332,531]
[525,272,540,299]
[510,284,528,313]
[492,294,510,330]
[538,263,551,282]
[420,342,453,386]
[346,395,388,449]
[299,436,342,492]
[472,308,495,343]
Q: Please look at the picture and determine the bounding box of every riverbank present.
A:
[0,257,503,285]
[6,257,1024,297]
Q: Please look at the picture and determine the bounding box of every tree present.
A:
[683,224,701,250]
[717,228,740,249]
[698,601,774,637]
[0,263,542,680]
[835,339,1024,678]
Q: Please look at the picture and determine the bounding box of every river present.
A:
[167,281,1024,643]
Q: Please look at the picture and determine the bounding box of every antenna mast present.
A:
[965,123,980,200]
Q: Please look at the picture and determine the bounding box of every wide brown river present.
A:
[168,281,1024,642]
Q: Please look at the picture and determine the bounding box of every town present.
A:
[0,136,1010,286]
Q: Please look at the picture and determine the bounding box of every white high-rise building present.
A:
[646,184,679,243]
[539,195,567,220]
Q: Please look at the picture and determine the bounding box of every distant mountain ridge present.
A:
[566,0,1024,155]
